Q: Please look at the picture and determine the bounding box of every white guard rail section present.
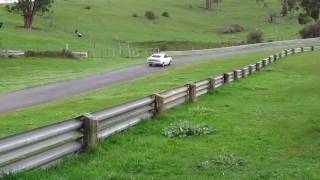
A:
[224,72,235,83]
[91,96,155,139]
[158,85,190,110]
[0,119,83,174]
[213,75,224,88]
[195,80,210,97]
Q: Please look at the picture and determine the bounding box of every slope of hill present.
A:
[0,0,302,52]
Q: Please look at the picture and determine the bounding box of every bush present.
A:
[145,11,156,20]
[84,5,91,10]
[247,29,263,44]
[163,121,216,138]
[298,13,313,25]
[162,12,169,17]
[299,21,320,39]
[221,24,245,34]
[132,13,138,18]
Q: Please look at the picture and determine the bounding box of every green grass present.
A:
[5,52,320,179]
[0,0,305,92]
[0,51,278,138]
[0,56,144,93]
[0,0,303,52]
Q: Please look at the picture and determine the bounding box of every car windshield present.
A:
[151,55,162,58]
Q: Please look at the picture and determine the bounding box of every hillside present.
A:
[0,0,302,52]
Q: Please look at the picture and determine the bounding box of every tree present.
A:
[299,0,320,20]
[281,0,299,16]
[6,0,54,29]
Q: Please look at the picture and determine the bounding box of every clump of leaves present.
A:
[84,5,91,10]
[162,12,169,17]
[197,154,245,168]
[163,121,216,138]
[189,106,215,114]
[145,10,156,20]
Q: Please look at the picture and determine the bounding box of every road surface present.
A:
[0,38,319,113]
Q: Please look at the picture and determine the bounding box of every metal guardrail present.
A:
[0,46,316,175]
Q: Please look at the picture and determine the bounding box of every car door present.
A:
[164,54,169,64]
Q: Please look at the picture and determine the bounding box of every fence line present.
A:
[0,46,316,175]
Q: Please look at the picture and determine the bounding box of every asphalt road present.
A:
[0,38,319,113]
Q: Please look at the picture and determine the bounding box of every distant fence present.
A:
[0,46,316,175]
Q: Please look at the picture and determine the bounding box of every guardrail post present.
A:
[83,113,98,150]
[233,70,239,80]
[224,73,230,83]
[285,50,288,56]
[256,62,261,71]
[301,47,304,52]
[208,77,215,90]
[262,59,267,67]
[154,94,165,115]
[311,46,315,51]
[273,54,277,61]
[189,84,197,102]
[292,48,295,54]
[278,52,282,59]
[249,66,254,75]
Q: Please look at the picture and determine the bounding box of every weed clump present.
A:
[197,154,245,168]
[84,5,91,10]
[145,11,156,20]
[162,12,169,17]
[221,24,245,34]
[163,121,216,138]
[247,29,263,44]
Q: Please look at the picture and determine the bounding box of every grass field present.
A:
[0,0,302,52]
[5,51,320,179]
[0,0,304,93]
[0,56,144,93]
[0,51,279,138]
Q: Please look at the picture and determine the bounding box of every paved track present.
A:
[0,38,319,113]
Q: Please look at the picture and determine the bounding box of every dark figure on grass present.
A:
[75,29,83,37]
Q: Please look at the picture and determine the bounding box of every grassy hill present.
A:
[6,51,320,179]
[0,0,302,52]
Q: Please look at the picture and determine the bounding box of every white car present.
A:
[147,53,172,67]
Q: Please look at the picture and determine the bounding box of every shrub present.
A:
[163,121,216,138]
[221,24,245,34]
[247,29,263,44]
[145,11,156,20]
[298,13,313,24]
[162,12,169,17]
[84,5,91,10]
[299,21,320,39]
[132,13,138,18]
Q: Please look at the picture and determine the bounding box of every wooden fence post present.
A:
[301,47,304,52]
[208,77,215,91]
[285,50,288,56]
[233,70,239,80]
[189,84,197,102]
[273,54,277,61]
[154,94,165,115]
[262,59,267,67]
[83,113,98,150]
[311,46,315,51]
[256,62,260,71]
[292,48,295,54]
[249,65,254,75]
[268,56,272,64]
[278,52,282,59]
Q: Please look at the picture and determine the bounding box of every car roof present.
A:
[152,53,166,56]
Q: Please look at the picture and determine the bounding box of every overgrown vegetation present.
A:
[162,121,216,138]
[299,21,320,38]
[145,10,156,20]
[221,24,245,34]
[161,12,169,17]
[247,29,263,44]
[197,154,245,168]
